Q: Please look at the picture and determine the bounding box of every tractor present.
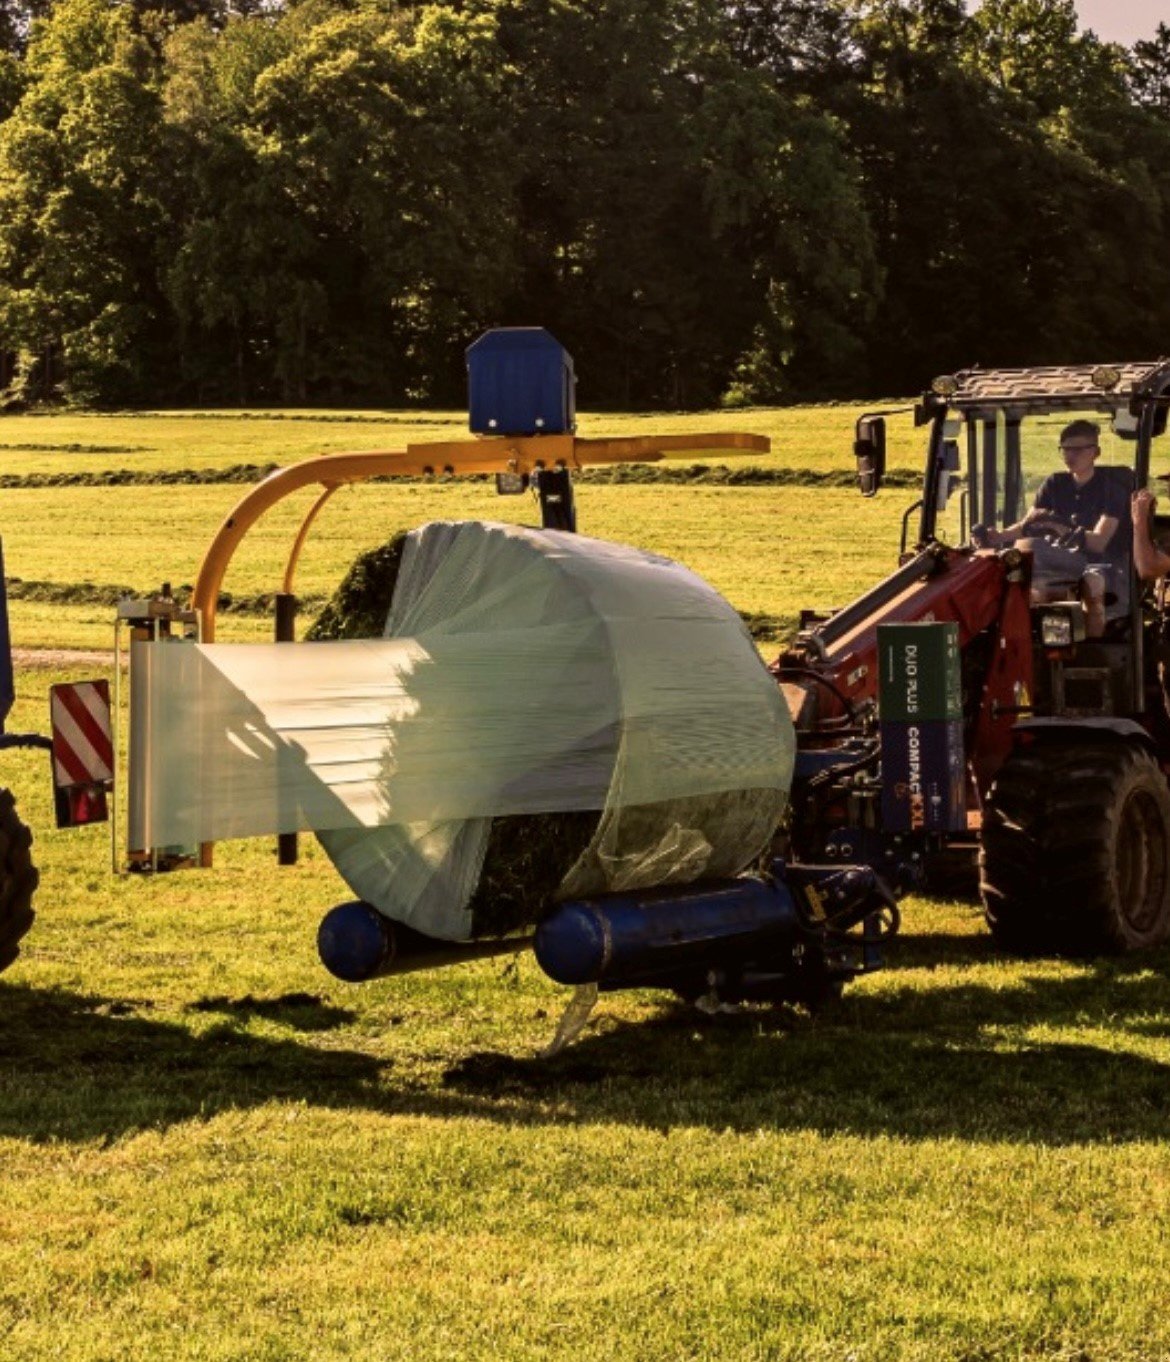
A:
[777,360,1170,956]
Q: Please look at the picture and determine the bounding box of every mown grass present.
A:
[2,480,909,648]
[0,403,924,477]
[0,400,920,646]
[4,407,1170,1360]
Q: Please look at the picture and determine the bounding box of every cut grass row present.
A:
[0,404,909,477]
[0,402,923,649]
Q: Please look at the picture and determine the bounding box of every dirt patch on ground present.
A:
[12,649,116,670]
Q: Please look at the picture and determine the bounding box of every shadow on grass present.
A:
[0,982,386,1143]
[185,991,356,1032]
[434,951,1170,1147]
[883,929,996,970]
[5,949,1170,1146]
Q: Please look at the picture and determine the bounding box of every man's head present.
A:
[1059,419,1101,476]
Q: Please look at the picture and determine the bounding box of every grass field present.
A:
[4,405,1170,1361]
[0,401,923,650]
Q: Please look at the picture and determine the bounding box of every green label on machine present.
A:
[878,621,962,722]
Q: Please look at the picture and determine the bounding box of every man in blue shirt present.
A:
[980,420,1129,634]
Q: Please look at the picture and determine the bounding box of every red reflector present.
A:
[54,782,109,829]
[49,680,113,788]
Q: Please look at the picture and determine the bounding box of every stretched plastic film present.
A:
[130,521,794,939]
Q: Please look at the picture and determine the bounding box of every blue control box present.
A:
[467,328,575,437]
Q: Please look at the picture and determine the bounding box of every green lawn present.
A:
[3,407,1170,1361]
[0,398,920,647]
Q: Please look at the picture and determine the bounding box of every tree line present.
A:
[0,0,1168,409]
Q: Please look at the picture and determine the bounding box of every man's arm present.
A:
[987,503,1070,546]
[1083,514,1119,556]
[981,475,1074,546]
[1132,490,1170,580]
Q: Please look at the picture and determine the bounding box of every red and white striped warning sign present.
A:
[50,681,114,788]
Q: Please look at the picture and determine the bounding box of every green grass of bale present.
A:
[3,410,1170,1359]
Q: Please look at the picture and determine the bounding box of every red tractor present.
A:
[777,360,1170,956]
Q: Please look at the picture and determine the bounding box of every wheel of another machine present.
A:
[980,739,1170,956]
[0,788,37,975]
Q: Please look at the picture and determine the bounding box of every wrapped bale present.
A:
[309,520,795,942]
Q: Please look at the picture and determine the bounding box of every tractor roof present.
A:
[938,360,1170,418]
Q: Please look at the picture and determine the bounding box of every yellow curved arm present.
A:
[192,431,770,641]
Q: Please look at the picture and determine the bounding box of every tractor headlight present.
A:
[931,374,959,397]
[1040,613,1073,648]
[1040,609,1084,649]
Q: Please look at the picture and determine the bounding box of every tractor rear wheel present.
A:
[0,789,37,975]
[980,740,1170,955]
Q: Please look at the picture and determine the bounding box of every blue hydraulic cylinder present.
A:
[533,876,802,988]
[318,900,531,982]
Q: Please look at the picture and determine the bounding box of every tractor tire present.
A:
[980,740,1170,956]
[0,789,37,976]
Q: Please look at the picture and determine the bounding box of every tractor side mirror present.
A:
[1120,399,1170,439]
[855,416,887,497]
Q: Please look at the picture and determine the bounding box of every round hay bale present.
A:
[310,521,793,942]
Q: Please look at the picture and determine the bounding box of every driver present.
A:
[979,420,1128,634]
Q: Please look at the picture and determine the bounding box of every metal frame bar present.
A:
[981,418,999,533]
[966,418,980,528]
[1003,418,1022,527]
[191,432,769,642]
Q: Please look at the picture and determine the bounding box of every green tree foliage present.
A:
[0,0,1169,407]
[1129,23,1170,116]
[0,0,177,402]
[163,5,515,403]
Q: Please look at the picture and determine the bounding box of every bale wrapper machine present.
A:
[105,328,895,1014]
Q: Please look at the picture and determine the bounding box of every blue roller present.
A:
[318,901,532,982]
[534,876,803,987]
[317,901,396,982]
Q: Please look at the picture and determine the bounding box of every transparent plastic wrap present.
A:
[130,521,795,940]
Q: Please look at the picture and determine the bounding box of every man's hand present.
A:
[1022,506,1068,536]
[1133,488,1157,524]
[1131,488,1170,580]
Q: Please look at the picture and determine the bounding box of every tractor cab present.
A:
[783,359,1170,958]
[856,361,1170,720]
